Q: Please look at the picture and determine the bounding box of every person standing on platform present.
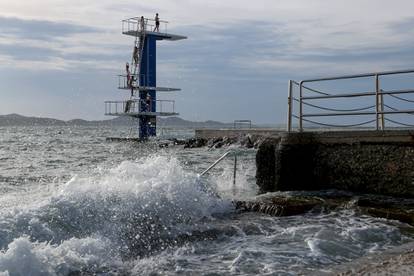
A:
[154,13,160,32]
[140,16,145,32]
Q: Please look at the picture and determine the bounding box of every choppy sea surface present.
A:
[0,126,412,275]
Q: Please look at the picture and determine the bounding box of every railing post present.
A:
[375,74,381,130]
[299,81,304,131]
[287,80,293,132]
[233,153,237,196]
[380,90,385,130]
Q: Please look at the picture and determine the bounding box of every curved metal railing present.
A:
[287,69,414,131]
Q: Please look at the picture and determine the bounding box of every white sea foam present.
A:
[0,155,232,275]
[0,236,122,275]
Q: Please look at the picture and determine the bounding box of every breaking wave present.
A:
[0,155,232,275]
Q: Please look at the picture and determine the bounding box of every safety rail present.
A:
[287,69,414,131]
[122,17,169,35]
[234,120,252,129]
[118,74,152,89]
[117,74,180,91]
[199,151,238,195]
[105,99,176,115]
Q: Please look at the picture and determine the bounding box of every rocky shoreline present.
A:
[234,191,414,226]
[164,135,263,149]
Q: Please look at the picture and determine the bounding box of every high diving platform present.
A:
[105,16,186,139]
[122,17,186,41]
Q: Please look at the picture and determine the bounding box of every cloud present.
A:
[0,44,60,61]
[0,16,99,40]
[0,16,125,71]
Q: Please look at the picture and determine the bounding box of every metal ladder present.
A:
[126,19,147,137]
[131,18,147,95]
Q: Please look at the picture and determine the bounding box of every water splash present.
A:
[0,155,232,275]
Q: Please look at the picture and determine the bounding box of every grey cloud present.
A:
[159,21,294,75]
[387,17,414,34]
[0,41,124,64]
[0,44,60,61]
[0,16,99,41]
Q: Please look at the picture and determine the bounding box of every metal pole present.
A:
[380,92,385,130]
[200,151,233,176]
[287,80,293,132]
[233,153,237,196]
[299,81,304,131]
[375,75,380,130]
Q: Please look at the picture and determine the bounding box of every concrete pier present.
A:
[256,130,414,197]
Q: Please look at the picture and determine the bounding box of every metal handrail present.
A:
[118,74,154,89]
[122,17,169,34]
[199,151,238,194]
[300,68,414,83]
[104,99,176,114]
[200,151,233,176]
[287,69,414,132]
[234,120,252,129]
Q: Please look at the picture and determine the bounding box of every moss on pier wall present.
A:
[256,131,414,197]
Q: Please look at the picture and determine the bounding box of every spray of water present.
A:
[0,155,233,275]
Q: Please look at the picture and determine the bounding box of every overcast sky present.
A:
[1,0,414,124]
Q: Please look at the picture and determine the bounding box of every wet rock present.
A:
[235,192,414,227]
[253,137,265,148]
[207,137,222,148]
[182,135,258,149]
[213,141,224,148]
[240,135,254,148]
[158,142,169,148]
[356,196,414,225]
[169,138,186,145]
[235,195,323,216]
[184,138,207,148]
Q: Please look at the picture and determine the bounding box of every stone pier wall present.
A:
[256,130,414,197]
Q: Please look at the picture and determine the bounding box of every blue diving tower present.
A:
[104,16,186,139]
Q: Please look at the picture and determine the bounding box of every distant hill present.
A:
[0,114,234,128]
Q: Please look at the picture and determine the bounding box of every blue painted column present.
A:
[139,34,157,138]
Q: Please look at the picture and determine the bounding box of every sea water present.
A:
[0,126,412,275]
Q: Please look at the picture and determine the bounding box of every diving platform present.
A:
[118,86,181,92]
[123,30,187,41]
[106,111,179,117]
[117,75,181,92]
[105,100,178,117]
[122,17,187,41]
